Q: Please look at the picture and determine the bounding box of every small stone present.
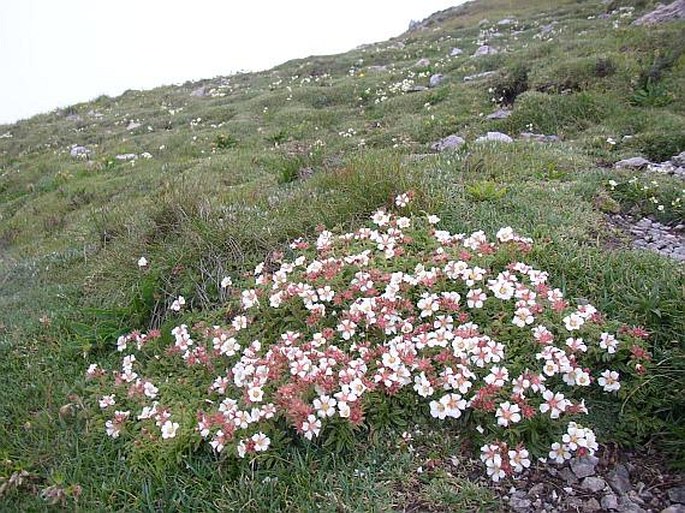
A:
[560,467,579,485]
[510,495,532,511]
[582,477,607,493]
[429,74,444,88]
[618,495,646,513]
[450,47,464,56]
[668,486,685,504]
[583,498,602,512]
[602,494,620,510]
[614,157,651,170]
[473,45,498,57]
[529,483,546,497]
[115,153,137,161]
[406,85,428,93]
[475,131,513,144]
[430,134,465,152]
[487,108,511,120]
[69,145,91,159]
[126,120,142,131]
[671,151,685,167]
[571,455,599,479]
[415,58,431,67]
[498,17,516,25]
[463,70,497,82]
[662,505,685,513]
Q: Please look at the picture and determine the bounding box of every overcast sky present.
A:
[0,0,466,125]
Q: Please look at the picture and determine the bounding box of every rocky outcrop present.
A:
[633,0,685,25]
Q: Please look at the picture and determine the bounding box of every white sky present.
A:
[0,0,466,125]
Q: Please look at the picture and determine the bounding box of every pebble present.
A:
[608,464,632,495]
[520,132,561,143]
[582,476,607,493]
[415,58,431,67]
[669,487,685,504]
[473,44,498,57]
[617,495,647,513]
[583,498,602,512]
[603,493,620,510]
[570,455,599,479]
[450,47,464,56]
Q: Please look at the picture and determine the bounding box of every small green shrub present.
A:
[636,132,685,162]
[214,134,238,150]
[466,180,507,201]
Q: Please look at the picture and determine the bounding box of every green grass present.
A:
[1,0,685,509]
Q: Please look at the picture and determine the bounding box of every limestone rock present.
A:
[475,131,513,144]
[429,74,445,88]
[430,134,465,152]
[633,0,685,25]
[615,157,651,169]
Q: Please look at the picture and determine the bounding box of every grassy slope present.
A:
[0,0,683,510]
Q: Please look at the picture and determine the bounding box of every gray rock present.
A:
[65,113,82,122]
[463,71,497,82]
[540,23,556,35]
[473,45,499,57]
[430,134,465,152]
[617,495,646,513]
[487,108,511,120]
[633,0,685,25]
[450,47,464,56]
[669,487,685,504]
[662,506,685,513]
[583,498,602,512]
[608,464,632,495]
[126,120,142,131]
[70,145,91,159]
[582,477,607,493]
[571,455,599,479]
[560,467,579,485]
[429,74,445,88]
[510,494,532,511]
[671,151,685,167]
[528,483,546,497]
[498,17,516,25]
[603,493,620,510]
[520,132,560,143]
[615,157,651,169]
[415,58,431,67]
[475,131,513,144]
[115,153,137,161]
[190,86,207,97]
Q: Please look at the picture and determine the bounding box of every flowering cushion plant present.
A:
[86,192,651,481]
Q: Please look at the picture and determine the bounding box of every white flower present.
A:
[161,420,179,439]
[598,369,621,392]
[427,215,441,225]
[251,432,271,452]
[170,296,186,312]
[137,256,148,268]
[221,276,233,288]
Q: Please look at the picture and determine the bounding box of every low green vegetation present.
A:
[1,0,683,510]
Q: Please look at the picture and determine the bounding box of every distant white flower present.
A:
[170,296,186,312]
[221,276,233,289]
[137,256,148,268]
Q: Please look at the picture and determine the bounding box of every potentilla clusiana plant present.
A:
[86,192,650,481]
